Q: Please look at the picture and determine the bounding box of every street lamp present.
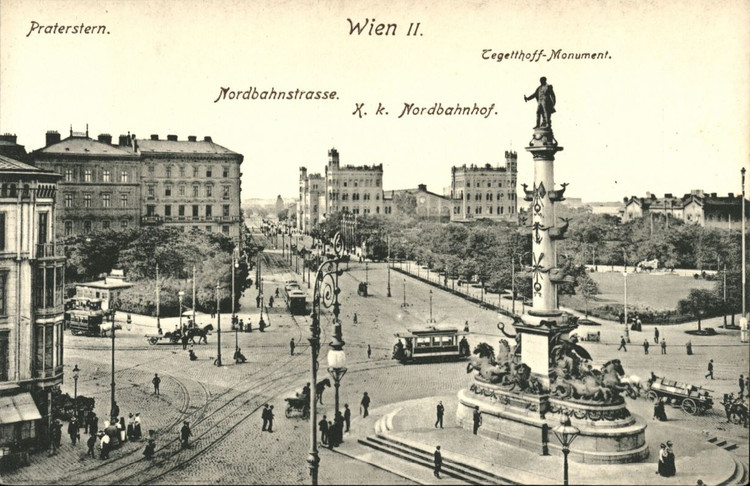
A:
[552,414,580,486]
[156,263,162,335]
[178,290,185,334]
[428,289,436,323]
[215,282,223,367]
[110,311,132,421]
[401,279,409,308]
[308,232,344,485]
[387,235,392,298]
[72,364,80,425]
[327,329,347,419]
[233,253,240,350]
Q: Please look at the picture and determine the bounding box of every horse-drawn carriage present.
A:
[721,394,749,426]
[145,324,213,346]
[284,397,310,419]
[646,375,713,415]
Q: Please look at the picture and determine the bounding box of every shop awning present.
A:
[0,393,42,425]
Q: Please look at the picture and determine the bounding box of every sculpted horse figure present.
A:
[599,359,638,399]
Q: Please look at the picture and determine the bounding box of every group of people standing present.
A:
[657,441,677,477]
[318,407,349,449]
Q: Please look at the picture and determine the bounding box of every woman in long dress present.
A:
[664,441,676,476]
[119,417,127,443]
[657,443,668,476]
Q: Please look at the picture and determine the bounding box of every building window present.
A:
[222,225,230,235]
[166,166,172,178]
[179,185,186,196]
[102,194,111,207]
[467,206,471,214]
[364,193,370,201]
[500,206,504,214]
[192,205,199,218]
[206,205,212,218]
[147,185,155,198]
[64,220,73,236]
[83,169,92,182]
[83,194,92,207]
[353,208,359,215]
[206,185,213,197]
[222,186,230,199]
[179,166,186,177]
[164,205,172,217]
[146,205,156,217]
[206,167,212,178]
[165,184,172,197]
[121,194,128,207]
[376,193,380,200]
[64,169,73,182]
[102,220,111,230]
[121,219,128,229]
[476,207,482,214]
[222,205,230,217]
[120,171,129,183]
[193,185,199,198]
[193,166,199,177]
[206,225,212,233]
[178,205,185,217]
[64,194,73,207]
[222,167,229,178]
[83,220,92,234]
[342,193,348,201]
[103,170,111,182]
[0,273,7,315]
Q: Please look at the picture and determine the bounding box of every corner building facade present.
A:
[450,150,518,222]
[324,148,384,217]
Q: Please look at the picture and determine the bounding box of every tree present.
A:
[577,273,600,319]
[677,288,722,331]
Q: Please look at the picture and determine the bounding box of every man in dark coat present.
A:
[740,374,745,399]
[360,392,371,418]
[433,445,443,478]
[261,404,270,431]
[88,411,98,435]
[86,433,97,458]
[705,359,714,379]
[290,338,295,356]
[435,401,444,429]
[343,404,351,433]
[267,405,275,433]
[617,336,627,352]
[472,406,482,435]
[180,421,192,449]
[152,373,161,396]
[68,417,79,445]
[654,327,660,344]
[318,415,328,445]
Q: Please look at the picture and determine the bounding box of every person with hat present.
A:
[86,432,97,458]
[664,440,676,476]
[705,359,714,379]
[180,421,192,449]
[134,413,143,440]
[68,417,80,445]
[143,439,156,460]
[657,443,667,476]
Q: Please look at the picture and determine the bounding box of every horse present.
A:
[188,324,214,344]
[315,378,331,405]
[600,359,637,399]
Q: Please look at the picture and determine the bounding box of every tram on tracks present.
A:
[64,297,105,336]
[392,326,471,364]
[284,281,308,316]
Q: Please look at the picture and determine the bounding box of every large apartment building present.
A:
[30,129,244,243]
[622,190,749,229]
[450,150,519,222]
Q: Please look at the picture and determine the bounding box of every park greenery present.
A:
[315,207,745,324]
[65,227,262,317]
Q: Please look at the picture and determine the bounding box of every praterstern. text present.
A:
[27,21,108,37]
[482,49,611,62]
[214,87,338,103]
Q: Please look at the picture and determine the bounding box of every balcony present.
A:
[141,215,163,225]
[35,243,64,259]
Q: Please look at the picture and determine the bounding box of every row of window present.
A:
[64,193,129,208]
[329,192,381,201]
[145,204,231,218]
[149,165,231,178]
[64,219,129,235]
[339,207,380,215]
[461,179,516,188]
[61,165,233,183]
[329,179,381,187]
[455,206,516,215]
[147,183,230,199]
[457,192,517,201]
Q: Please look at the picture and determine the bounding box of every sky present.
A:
[1,0,748,203]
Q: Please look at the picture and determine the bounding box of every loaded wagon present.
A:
[646,375,713,415]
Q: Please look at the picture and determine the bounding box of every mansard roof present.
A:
[35,136,137,157]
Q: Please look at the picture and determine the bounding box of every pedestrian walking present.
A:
[686,341,693,355]
[134,413,142,440]
[618,312,624,325]
[267,405,275,433]
[464,321,470,332]
[143,439,156,460]
[333,410,344,445]
[100,432,110,459]
[654,327,660,344]
[290,338,295,356]
[127,414,135,440]
[739,375,745,399]
[239,319,244,332]
[618,336,627,352]
[152,373,161,395]
[344,403,351,432]
[435,401,444,428]
[86,433,96,458]
[664,441,676,477]
[318,415,328,445]
[472,406,482,435]
[68,417,79,445]
[433,445,443,479]
[360,392,371,418]
[53,419,63,448]
[182,333,189,350]
[268,296,274,308]
[88,411,98,436]
[705,359,714,379]
[261,404,270,431]
[643,340,649,355]
[247,318,253,332]
[657,443,667,476]
[111,401,120,423]
[180,421,192,449]
[367,344,371,359]
[661,338,667,354]
[256,295,261,308]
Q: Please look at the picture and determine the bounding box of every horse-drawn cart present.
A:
[284,397,310,419]
[145,333,181,346]
[145,324,213,346]
[646,376,713,415]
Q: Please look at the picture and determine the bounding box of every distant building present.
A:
[450,151,518,222]
[275,195,285,216]
[0,155,65,454]
[297,169,324,232]
[383,184,451,221]
[622,190,749,228]
[30,129,244,243]
[0,133,28,161]
[74,270,134,312]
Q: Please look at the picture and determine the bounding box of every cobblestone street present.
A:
[5,246,748,484]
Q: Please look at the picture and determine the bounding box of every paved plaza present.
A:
[4,243,748,485]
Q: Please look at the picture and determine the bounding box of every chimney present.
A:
[45,130,61,146]
[0,133,17,144]
[623,197,628,203]
[188,135,197,142]
[664,193,673,199]
[728,193,734,198]
[167,134,178,141]
[203,136,212,142]
[97,133,112,144]
[418,184,427,191]
[118,134,129,146]
[711,192,717,198]
[150,134,159,140]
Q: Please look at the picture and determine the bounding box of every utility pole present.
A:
[156,263,161,335]
[215,282,222,367]
[387,234,392,297]
[742,167,747,324]
[192,264,196,328]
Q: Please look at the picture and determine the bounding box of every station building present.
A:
[450,150,519,222]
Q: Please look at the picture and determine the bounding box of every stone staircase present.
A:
[707,436,748,485]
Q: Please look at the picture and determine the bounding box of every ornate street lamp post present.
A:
[401,279,409,308]
[156,263,162,335]
[178,290,185,334]
[327,330,347,418]
[72,364,80,424]
[308,232,344,485]
[553,414,580,486]
[110,312,132,420]
[428,289,436,323]
[387,235,392,297]
[215,282,223,367]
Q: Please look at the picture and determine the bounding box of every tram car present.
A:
[283,281,307,316]
[64,297,105,336]
[392,326,470,364]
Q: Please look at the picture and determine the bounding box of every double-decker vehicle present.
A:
[64,298,105,336]
[392,326,470,364]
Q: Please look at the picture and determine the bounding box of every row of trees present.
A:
[65,226,262,317]
[313,209,746,320]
